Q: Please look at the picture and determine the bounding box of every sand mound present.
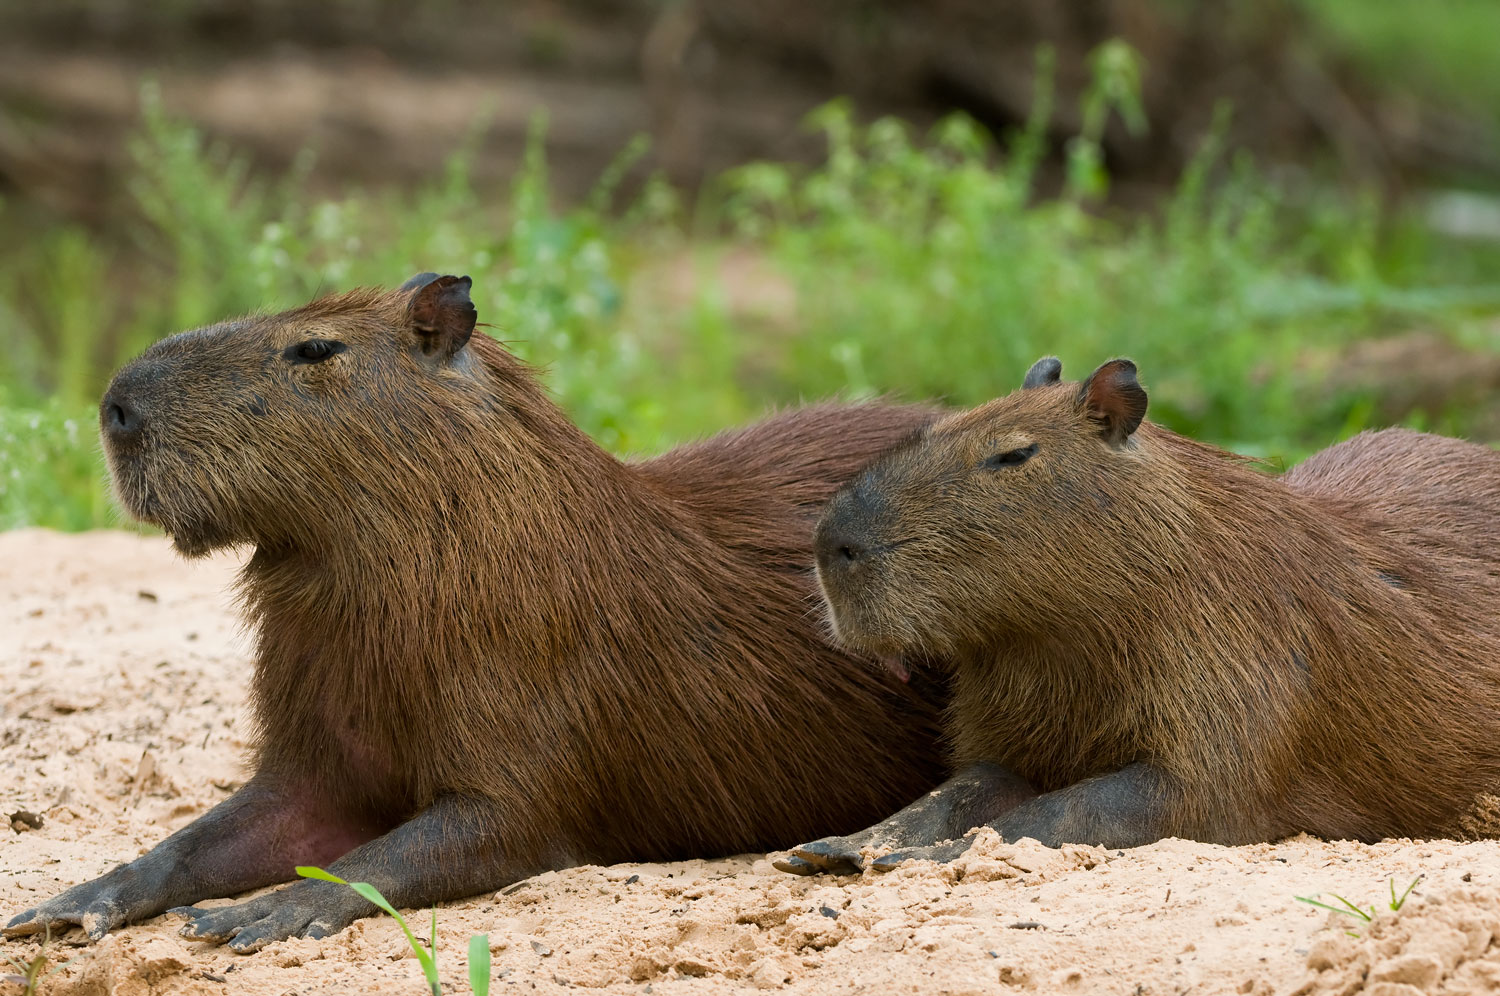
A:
[1293,889,1500,996]
[3,529,1499,995]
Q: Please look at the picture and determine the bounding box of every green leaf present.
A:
[298,867,438,990]
[1294,894,1373,921]
[1391,874,1423,911]
[470,934,492,996]
[1327,893,1375,921]
[349,882,402,920]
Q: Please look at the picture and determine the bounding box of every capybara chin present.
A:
[7,273,949,951]
[780,354,1500,877]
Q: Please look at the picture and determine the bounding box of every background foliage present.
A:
[3,22,1500,531]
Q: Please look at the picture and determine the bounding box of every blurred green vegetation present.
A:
[1299,0,1500,136]
[3,46,1500,532]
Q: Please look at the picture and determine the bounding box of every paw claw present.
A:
[772,856,819,876]
[227,925,275,954]
[3,911,40,936]
[787,839,864,875]
[177,912,236,943]
[869,851,910,872]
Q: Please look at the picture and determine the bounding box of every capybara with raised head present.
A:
[5,274,949,950]
[781,355,1500,875]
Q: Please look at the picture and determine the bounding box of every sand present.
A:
[2,528,1498,996]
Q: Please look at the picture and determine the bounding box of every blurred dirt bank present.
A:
[2,0,1494,225]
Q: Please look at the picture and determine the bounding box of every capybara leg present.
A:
[174,794,528,952]
[870,762,1176,869]
[4,775,373,941]
[776,762,1036,875]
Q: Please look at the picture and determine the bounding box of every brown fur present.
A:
[101,280,948,871]
[814,357,1500,845]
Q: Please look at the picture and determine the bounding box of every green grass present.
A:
[1296,874,1424,936]
[297,867,490,996]
[0,393,114,532]
[3,47,1500,531]
[2,925,85,994]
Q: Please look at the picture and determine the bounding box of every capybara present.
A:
[780,355,1500,875]
[5,274,948,950]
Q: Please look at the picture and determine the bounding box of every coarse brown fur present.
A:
[8,275,948,948]
[813,356,1500,847]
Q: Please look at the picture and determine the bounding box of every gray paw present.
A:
[173,881,371,953]
[5,887,131,941]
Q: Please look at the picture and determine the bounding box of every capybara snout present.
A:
[99,275,482,556]
[100,317,341,555]
[813,476,898,572]
[100,379,145,443]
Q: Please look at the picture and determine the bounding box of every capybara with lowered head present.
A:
[5,274,949,950]
[781,355,1500,875]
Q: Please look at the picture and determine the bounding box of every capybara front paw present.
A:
[774,836,867,876]
[5,887,131,941]
[868,837,972,871]
[173,881,370,952]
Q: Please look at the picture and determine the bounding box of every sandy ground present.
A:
[2,529,1499,996]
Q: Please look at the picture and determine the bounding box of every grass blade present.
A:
[294,865,348,884]
[297,866,439,993]
[1327,893,1374,921]
[1295,894,1372,921]
[1392,874,1424,911]
[470,934,492,996]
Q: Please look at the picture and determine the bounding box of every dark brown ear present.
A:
[406,274,476,359]
[1022,356,1062,389]
[1077,359,1147,446]
[399,271,441,292]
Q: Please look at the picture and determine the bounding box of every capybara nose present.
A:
[101,390,143,441]
[816,525,876,573]
[815,488,882,573]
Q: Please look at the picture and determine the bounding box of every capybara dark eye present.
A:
[286,339,346,364]
[984,443,1038,469]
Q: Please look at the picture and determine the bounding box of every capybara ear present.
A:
[406,274,477,360]
[1022,357,1062,389]
[399,272,441,292]
[1077,359,1147,446]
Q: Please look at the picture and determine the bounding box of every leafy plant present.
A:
[5,41,1500,532]
[296,866,492,995]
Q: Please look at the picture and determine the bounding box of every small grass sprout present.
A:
[3,924,85,995]
[1295,873,1425,935]
[296,866,492,996]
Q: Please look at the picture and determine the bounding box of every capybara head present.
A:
[814,356,1165,657]
[99,273,534,556]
